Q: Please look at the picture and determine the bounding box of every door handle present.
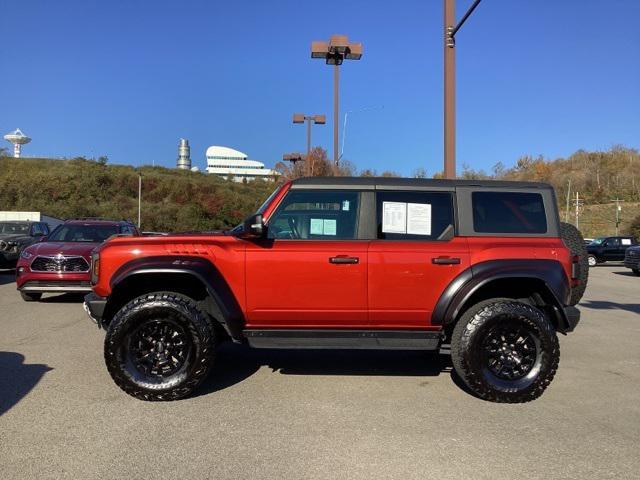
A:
[432,256,461,265]
[329,256,359,264]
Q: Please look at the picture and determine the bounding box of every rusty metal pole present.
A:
[334,64,340,167]
[444,0,456,179]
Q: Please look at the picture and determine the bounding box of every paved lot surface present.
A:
[1,265,639,479]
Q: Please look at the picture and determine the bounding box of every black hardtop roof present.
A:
[290,176,553,190]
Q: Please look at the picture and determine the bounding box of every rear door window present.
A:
[472,192,547,234]
[376,191,454,240]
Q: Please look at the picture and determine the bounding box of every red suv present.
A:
[84,178,587,403]
[17,218,138,301]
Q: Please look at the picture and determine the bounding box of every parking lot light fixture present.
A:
[293,114,326,158]
[311,34,363,166]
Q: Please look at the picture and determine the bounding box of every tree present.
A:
[412,167,428,178]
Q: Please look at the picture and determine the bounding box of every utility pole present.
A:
[444,0,483,179]
[610,198,624,235]
[573,191,584,230]
[565,179,571,223]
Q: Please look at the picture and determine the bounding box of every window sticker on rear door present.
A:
[382,202,407,233]
[407,203,431,235]
[622,238,632,245]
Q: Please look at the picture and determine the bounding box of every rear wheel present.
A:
[451,299,559,403]
[104,292,215,401]
[560,222,589,305]
[20,291,42,302]
[632,269,640,276]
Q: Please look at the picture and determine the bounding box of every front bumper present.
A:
[84,293,107,328]
[0,251,19,268]
[623,256,640,271]
[19,280,93,293]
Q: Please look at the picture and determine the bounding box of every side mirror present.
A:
[240,214,265,239]
[39,236,48,242]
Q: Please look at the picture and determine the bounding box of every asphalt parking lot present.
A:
[0,265,638,479]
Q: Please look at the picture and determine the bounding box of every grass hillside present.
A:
[0,156,276,232]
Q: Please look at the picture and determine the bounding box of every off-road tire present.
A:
[104,291,215,401]
[20,291,42,302]
[560,222,589,305]
[451,299,559,403]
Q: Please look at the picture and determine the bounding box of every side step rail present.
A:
[243,329,442,350]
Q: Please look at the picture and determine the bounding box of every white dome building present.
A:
[205,146,277,182]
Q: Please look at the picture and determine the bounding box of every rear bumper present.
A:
[84,293,107,328]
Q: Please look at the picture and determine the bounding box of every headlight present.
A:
[20,250,34,259]
[91,252,100,285]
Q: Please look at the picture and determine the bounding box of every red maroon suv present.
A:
[84,178,588,403]
[17,218,138,301]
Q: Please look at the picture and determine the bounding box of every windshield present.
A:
[48,224,119,242]
[589,237,607,245]
[0,222,30,235]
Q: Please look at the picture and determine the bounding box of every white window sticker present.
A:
[622,238,632,245]
[407,203,432,236]
[310,218,323,235]
[342,200,350,211]
[382,202,407,233]
[323,219,337,236]
[310,218,337,236]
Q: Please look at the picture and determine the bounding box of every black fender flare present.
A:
[432,259,571,330]
[108,256,245,340]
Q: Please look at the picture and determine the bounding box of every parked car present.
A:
[16,218,139,301]
[623,245,640,275]
[586,236,637,266]
[0,221,50,269]
[85,177,587,404]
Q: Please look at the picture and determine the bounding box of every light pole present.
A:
[293,113,326,158]
[137,173,142,229]
[444,0,483,179]
[311,34,363,166]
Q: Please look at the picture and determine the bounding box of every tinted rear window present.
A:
[472,192,547,234]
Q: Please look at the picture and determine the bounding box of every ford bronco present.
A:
[84,177,587,403]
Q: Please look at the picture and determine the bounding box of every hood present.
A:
[24,241,99,258]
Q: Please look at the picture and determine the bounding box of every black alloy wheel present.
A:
[481,321,542,387]
[127,318,193,379]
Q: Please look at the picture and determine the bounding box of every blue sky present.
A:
[1,0,638,176]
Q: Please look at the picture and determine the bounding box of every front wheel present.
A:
[451,299,559,403]
[587,255,598,267]
[104,292,215,401]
